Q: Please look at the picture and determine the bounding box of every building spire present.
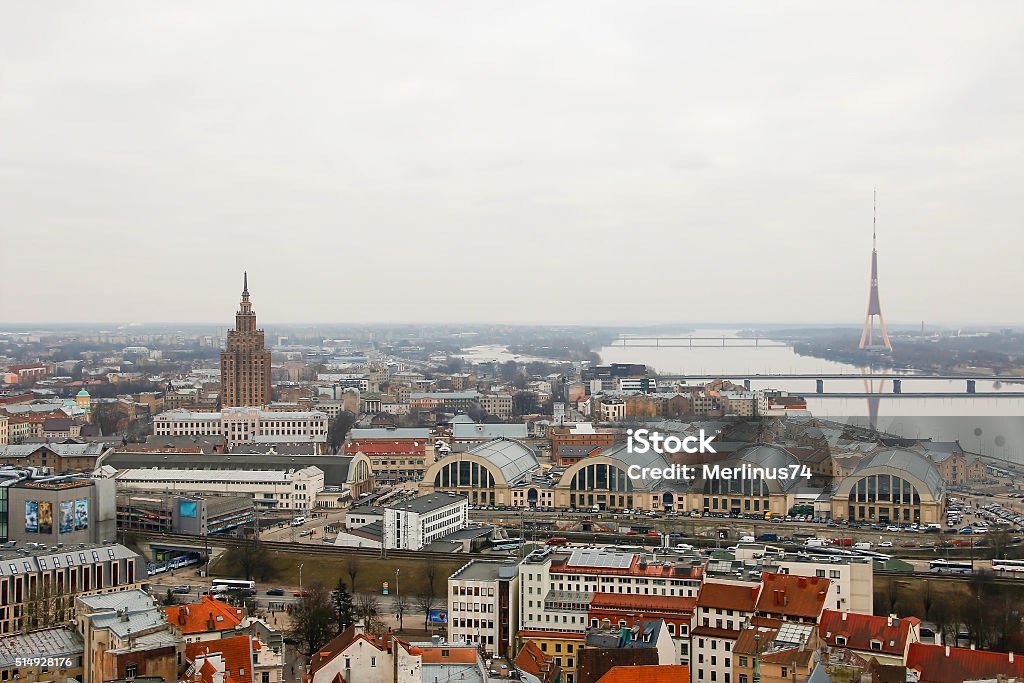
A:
[242,271,249,299]
[872,188,877,251]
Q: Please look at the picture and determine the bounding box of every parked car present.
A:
[172,585,192,594]
[267,588,285,596]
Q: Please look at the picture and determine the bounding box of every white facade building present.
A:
[447,559,520,658]
[767,555,874,614]
[111,466,324,512]
[383,492,468,550]
[153,407,328,447]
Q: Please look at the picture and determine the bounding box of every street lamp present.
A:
[395,568,400,598]
[298,563,304,592]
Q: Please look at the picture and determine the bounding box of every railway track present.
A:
[139,531,479,563]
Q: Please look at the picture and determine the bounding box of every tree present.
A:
[346,557,360,592]
[355,593,383,633]
[331,577,356,634]
[327,410,357,454]
[426,564,437,598]
[236,534,272,582]
[415,592,438,629]
[290,582,336,655]
[394,593,410,631]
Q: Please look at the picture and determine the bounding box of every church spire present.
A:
[242,271,250,300]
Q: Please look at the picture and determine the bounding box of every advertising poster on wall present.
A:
[75,498,89,530]
[60,501,74,534]
[25,501,38,533]
[38,502,53,534]
[179,500,198,518]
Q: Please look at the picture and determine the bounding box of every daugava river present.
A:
[596,328,1024,463]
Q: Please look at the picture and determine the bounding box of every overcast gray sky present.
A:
[2,2,1022,326]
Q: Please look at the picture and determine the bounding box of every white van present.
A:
[804,538,826,548]
[291,516,306,527]
[853,541,873,550]
[739,536,755,543]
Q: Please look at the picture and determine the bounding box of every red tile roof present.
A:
[696,581,759,612]
[818,610,920,656]
[417,646,478,664]
[907,643,1024,683]
[515,641,557,683]
[186,635,254,683]
[754,572,829,620]
[165,596,245,634]
[589,592,696,613]
[344,441,426,455]
[596,665,690,683]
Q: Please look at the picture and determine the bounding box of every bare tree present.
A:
[346,557,360,592]
[415,592,438,629]
[355,593,384,633]
[394,593,410,631]
[290,582,336,655]
[426,564,437,597]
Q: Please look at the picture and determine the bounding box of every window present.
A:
[126,663,137,679]
[781,668,787,678]
[870,640,882,651]
[836,636,847,646]
[370,657,376,667]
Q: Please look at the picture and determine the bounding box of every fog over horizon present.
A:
[2,3,1023,326]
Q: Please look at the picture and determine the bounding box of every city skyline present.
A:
[2,3,1023,325]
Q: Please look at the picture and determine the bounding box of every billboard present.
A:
[60,501,74,534]
[179,500,198,518]
[74,499,89,530]
[427,609,448,624]
[25,501,38,533]
[38,502,53,534]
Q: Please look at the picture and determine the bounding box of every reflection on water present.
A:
[597,329,1024,462]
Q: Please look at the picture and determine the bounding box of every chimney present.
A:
[945,645,950,656]
[798,577,807,588]
[887,614,895,627]
[1010,652,1015,663]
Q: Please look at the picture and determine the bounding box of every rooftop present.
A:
[0,542,139,577]
[389,492,467,514]
[115,466,323,484]
[0,627,83,667]
[450,558,521,582]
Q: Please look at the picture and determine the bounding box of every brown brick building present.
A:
[220,272,272,408]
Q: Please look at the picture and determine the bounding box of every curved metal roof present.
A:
[466,438,539,485]
[590,442,675,492]
[852,448,945,498]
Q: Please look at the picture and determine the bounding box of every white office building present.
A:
[153,407,328,447]
[448,559,520,658]
[110,466,324,512]
[383,492,468,551]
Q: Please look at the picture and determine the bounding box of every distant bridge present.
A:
[614,336,787,348]
[653,373,1024,396]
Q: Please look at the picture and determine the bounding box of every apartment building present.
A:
[0,542,143,635]
[448,559,521,658]
[153,407,328,447]
[383,492,468,551]
[518,548,703,683]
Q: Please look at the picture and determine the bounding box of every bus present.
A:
[929,559,973,574]
[991,559,1024,573]
[211,579,257,595]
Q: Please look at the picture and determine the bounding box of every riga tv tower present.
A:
[858,190,892,351]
